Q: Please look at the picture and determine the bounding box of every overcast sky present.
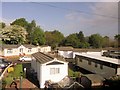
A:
[0,0,119,38]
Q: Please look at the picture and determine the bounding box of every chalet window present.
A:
[100,64,103,69]
[88,61,91,65]
[7,49,13,54]
[50,68,60,75]
[28,48,32,52]
[95,63,98,67]
[19,48,23,53]
[77,57,82,62]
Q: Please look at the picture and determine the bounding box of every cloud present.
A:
[64,2,118,38]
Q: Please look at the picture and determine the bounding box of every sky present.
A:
[0,0,119,38]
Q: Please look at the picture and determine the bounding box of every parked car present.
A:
[19,56,32,62]
[0,59,8,69]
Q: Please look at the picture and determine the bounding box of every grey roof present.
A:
[58,76,84,88]
[23,44,37,48]
[56,46,73,51]
[85,74,104,86]
[2,45,20,49]
[2,44,36,49]
[32,52,54,64]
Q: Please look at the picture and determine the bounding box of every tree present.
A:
[32,26,45,45]
[45,30,64,49]
[26,20,36,44]
[61,33,80,48]
[2,25,27,44]
[0,22,6,28]
[114,34,120,47]
[102,36,110,48]
[11,18,28,28]
[77,31,85,42]
[89,34,103,48]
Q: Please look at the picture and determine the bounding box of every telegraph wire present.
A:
[31,2,119,20]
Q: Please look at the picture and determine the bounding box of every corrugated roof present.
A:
[32,52,54,64]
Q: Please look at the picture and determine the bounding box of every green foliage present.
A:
[32,26,45,45]
[45,30,64,49]
[89,34,103,48]
[4,64,23,85]
[114,34,120,47]
[60,31,89,48]
[2,25,26,44]
[68,68,80,77]
[77,31,85,42]
[102,36,110,47]
[62,33,80,48]
[1,18,119,48]
[0,22,6,28]
[11,18,28,28]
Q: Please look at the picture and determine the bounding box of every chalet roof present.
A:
[32,52,54,64]
[32,52,67,64]
[76,52,120,65]
[2,45,20,49]
[73,48,102,52]
[2,44,36,49]
[23,44,37,48]
[56,46,73,51]
[85,74,104,86]
[57,76,84,88]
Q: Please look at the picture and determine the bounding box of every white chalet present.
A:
[31,52,68,88]
[0,44,51,57]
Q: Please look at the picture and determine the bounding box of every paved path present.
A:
[6,78,38,89]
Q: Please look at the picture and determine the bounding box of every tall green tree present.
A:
[89,34,103,48]
[11,18,28,28]
[77,31,85,42]
[26,20,36,44]
[32,26,45,45]
[114,34,120,47]
[61,33,80,48]
[45,30,64,49]
[102,36,110,48]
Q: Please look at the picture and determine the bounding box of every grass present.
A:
[3,64,23,85]
[68,68,81,77]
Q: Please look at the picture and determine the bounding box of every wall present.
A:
[4,48,19,56]
[75,55,117,78]
[39,46,51,53]
[58,51,73,58]
[40,62,68,88]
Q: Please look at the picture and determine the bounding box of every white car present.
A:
[19,56,32,62]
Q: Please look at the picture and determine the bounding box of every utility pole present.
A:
[20,72,23,90]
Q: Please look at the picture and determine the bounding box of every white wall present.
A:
[117,68,120,75]
[58,51,73,58]
[39,46,51,53]
[39,61,68,88]
[4,48,19,56]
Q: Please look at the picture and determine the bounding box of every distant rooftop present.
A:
[56,46,73,51]
[76,52,120,65]
[2,44,37,49]
[57,46,120,52]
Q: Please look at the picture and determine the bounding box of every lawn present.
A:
[3,64,23,85]
[68,68,82,77]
